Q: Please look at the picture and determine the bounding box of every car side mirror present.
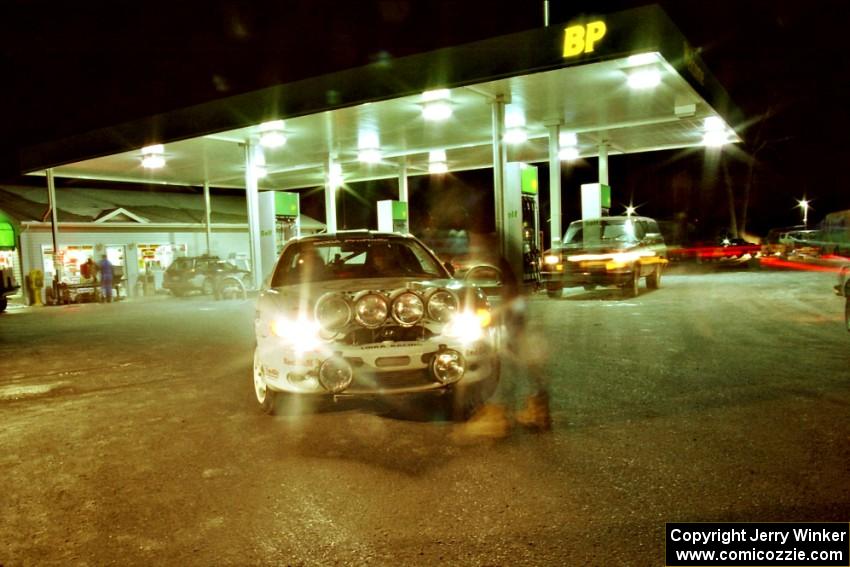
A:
[444,261,455,276]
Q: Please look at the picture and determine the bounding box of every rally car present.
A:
[252,231,499,416]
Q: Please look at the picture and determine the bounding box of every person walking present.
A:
[453,240,552,440]
[98,254,114,302]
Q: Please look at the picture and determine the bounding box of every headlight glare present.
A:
[544,254,560,265]
[270,314,322,353]
[444,310,485,343]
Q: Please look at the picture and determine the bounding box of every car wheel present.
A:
[623,267,640,298]
[582,284,597,291]
[0,296,6,313]
[202,278,215,296]
[647,265,662,289]
[219,276,246,300]
[253,348,278,415]
[546,285,562,298]
[171,288,185,297]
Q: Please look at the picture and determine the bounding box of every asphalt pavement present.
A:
[1,269,848,565]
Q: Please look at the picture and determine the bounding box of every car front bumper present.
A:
[256,334,498,396]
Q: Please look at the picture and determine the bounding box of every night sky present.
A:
[1,0,848,240]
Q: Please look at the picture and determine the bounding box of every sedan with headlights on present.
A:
[253,231,499,416]
[540,216,668,298]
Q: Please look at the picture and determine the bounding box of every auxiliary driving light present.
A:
[391,291,424,326]
[426,289,458,323]
[354,292,389,328]
[315,292,352,332]
[430,349,465,385]
[318,357,354,393]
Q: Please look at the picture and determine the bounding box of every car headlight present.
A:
[443,309,490,343]
[543,254,560,265]
[391,291,424,326]
[318,356,354,393]
[270,314,322,354]
[315,292,352,332]
[430,349,465,384]
[354,292,389,328]
[426,289,458,323]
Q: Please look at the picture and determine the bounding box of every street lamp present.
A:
[797,198,810,227]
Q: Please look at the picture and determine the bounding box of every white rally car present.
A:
[253,231,500,415]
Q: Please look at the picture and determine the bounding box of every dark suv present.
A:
[163,256,251,299]
[540,216,668,298]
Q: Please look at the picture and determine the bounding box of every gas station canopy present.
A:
[20,5,741,190]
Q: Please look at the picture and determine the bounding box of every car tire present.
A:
[546,285,562,298]
[0,296,6,313]
[623,267,640,298]
[582,284,597,291]
[253,347,279,415]
[646,265,662,289]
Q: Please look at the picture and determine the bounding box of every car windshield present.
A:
[563,219,644,246]
[270,237,447,286]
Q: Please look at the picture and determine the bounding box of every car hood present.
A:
[553,243,642,257]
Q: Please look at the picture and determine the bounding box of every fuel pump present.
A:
[502,163,541,286]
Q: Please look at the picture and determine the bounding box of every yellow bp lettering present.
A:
[563,24,585,57]
[563,21,607,57]
[585,21,606,53]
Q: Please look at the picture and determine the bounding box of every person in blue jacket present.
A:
[98,255,113,302]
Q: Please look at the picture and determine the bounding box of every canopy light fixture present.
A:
[702,130,729,147]
[701,116,731,147]
[627,68,661,90]
[328,162,344,188]
[558,146,579,161]
[141,144,165,169]
[559,132,578,147]
[703,116,726,132]
[259,120,287,148]
[626,52,659,67]
[357,130,382,163]
[428,149,447,174]
[504,128,528,145]
[421,89,452,121]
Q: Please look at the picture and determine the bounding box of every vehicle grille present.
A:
[340,325,433,346]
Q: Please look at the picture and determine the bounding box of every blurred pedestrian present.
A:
[98,255,113,302]
[454,238,552,440]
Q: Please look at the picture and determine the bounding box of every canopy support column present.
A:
[46,168,61,284]
[203,181,212,255]
[243,142,263,290]
[547,123,562,248]
[491,95,507,258]
[324,156,338,234]
[598,142,609,185]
